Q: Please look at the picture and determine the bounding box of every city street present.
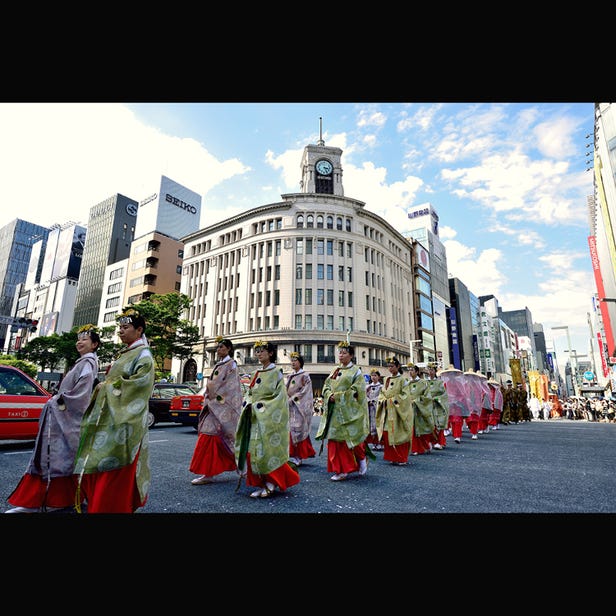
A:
[3,415,615,515]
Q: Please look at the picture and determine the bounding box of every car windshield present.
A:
[0,368,42,395]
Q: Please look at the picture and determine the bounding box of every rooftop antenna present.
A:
[317,116,325,146]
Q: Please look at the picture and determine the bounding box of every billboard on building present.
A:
[25,239,43,288]
[51,225,86,280]
[39,311,59,337]
[134,175,201,241]
[40,227,60,284]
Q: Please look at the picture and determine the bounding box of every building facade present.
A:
[174,139,421,395]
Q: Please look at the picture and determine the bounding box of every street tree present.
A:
[127,292,200,374]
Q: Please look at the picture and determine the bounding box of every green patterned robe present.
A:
[315,363,368,448]
[74,341,155,504]
[375,373,414,446]
[235,365,290,475]
[407,377,436,436]
[425,377,450,430]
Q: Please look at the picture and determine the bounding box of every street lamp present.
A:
[409,339,421,365]
[551,326,578,396]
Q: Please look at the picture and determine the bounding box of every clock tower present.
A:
[299,117,344,197]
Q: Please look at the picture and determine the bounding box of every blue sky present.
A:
[0,102,596,370]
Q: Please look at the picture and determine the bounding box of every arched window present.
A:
[297,214,304,228]
[307,214,314,228]
[316,215,324,228]
[336,217,343,230]
[345,218,351,232]
[326,216,334,229]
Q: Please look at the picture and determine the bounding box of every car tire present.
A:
[147,411,156,428]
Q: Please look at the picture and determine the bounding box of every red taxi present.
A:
[168,375,251,428]
[0,364,51,440]
[169,386,205,427]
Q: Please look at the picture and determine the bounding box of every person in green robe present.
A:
[425,362,449,449]
[235,340,300,498]
[74,308,155,513]
[315,341,369,481]
[407,363,436,455]
[375,356,414,465]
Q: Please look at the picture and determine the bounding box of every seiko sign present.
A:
[165,193,197,215]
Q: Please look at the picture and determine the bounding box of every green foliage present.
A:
[0,354,40,378]
[126,292,200,372]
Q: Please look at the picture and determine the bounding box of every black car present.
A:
[148,383,197,428]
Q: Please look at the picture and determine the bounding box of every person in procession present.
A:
[486,378,504,431]
[424,361,449,450]
[286,352,316,467]
[375,356,414,465]
[189,336,243,485]
[315,340,369,481]
[407,362,435,455]
[235,340,300,498]
[365,369,384,450]
[462,369,487,440]
[5,325,100,513]
[439,365,470,444]
[73,308,155,513]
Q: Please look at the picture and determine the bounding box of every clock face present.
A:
[126,203,138,216]
[316,159,333,175]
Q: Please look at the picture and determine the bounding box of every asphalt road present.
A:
[4,415,613,516]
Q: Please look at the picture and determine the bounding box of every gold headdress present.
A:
[215,335,224,343]
[406,362,416,369]
[77,324,99,338]
[290,352,300,359]
[385,356,395,363]
[116,307,141,325]
[370,368,380,374]
[253,339,268,349]
[337,340,350,349]
[427,362,437,369]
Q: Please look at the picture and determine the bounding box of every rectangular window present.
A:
[305,314,312,329]
[306,264,312,279]
[317,315,324,329]
[317,264,324,279]
[295,289,302,305]
[295,314,302,329]
[317,289,324,305]
[305,288,312,305]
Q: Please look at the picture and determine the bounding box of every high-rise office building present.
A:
[0,219,49,349]
[72,194,138,329]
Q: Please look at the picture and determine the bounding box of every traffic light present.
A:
[11,317,38,332]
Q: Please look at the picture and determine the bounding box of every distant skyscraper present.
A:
[0,219,49,348]
[72,194,138,329]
